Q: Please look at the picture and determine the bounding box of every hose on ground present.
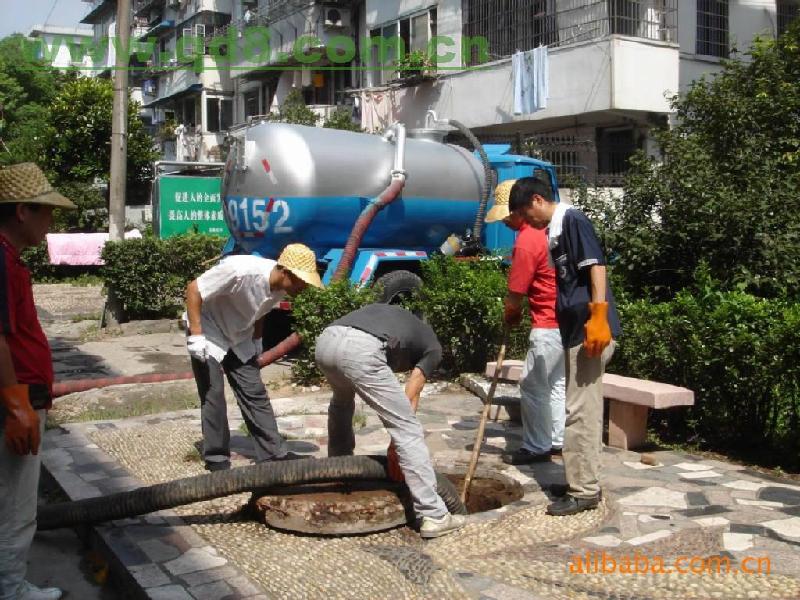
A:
[52,372,195,398]
[446,119,493,242]
[38,455,467,530]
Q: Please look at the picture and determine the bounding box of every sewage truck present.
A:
[220,112,560,303]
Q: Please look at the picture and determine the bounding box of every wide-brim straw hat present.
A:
[0,163,77,209]
[277,243,323,288]
[485,179,517,223]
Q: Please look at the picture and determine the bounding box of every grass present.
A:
[70,312,102,323]
[47,387,200,428]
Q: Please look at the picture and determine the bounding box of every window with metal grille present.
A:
[696,0,729,58]
[778,1,800,35]
[461,0,557,66]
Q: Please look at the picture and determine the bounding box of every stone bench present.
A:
[484,360,694,451]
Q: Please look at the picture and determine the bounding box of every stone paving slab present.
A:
[41,383,800,599]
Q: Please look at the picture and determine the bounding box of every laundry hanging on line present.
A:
[513,46,549,115]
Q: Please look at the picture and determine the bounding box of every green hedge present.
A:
[291,280,377,383]
[407,256,530,374]
[612,284,800,468]
[100,234,225,319]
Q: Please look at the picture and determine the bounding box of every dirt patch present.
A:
[444,474,524,514]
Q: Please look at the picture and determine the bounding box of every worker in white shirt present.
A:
[184,244,322,471]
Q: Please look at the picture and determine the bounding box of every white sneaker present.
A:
[16,581,63,600]
[419,513,466,539]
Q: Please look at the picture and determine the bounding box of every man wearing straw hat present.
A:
[184,243,322,471]
[0,163,76,600]
[485,179,565,466]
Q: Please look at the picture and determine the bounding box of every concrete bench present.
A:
[485,360,694,450]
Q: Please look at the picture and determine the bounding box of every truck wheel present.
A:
[374,270,422,305]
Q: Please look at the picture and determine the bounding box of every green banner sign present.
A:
[157,176,227,238]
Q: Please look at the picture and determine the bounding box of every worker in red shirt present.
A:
[486,179,565,465]
[0,163,76,600]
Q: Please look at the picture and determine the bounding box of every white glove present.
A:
[187,335,209,362]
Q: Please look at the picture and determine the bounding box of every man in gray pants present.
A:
[315,304,465,539]
[185,244,322,471]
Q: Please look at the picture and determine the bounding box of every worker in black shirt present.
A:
[509,176,621,517]
[314,303,465,538]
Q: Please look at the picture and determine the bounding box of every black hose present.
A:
[447,119,494,241]
[38,455,466,531]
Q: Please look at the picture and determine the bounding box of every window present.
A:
[696,0,729,58]
[461,0,557,66]
[778,1,800,36]
[244,89,260,119]
[367,8,436,84]
[597,127,637,184]
[206,98,233,133]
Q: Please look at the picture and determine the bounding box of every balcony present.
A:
[134,0,166,17]
[461,0,678,65]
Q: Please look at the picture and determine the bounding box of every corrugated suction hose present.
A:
[38,455,466,531]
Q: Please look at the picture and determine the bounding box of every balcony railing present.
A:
[462,0,678,65]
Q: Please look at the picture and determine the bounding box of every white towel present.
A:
[513,46,549,115]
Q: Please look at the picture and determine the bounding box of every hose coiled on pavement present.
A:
[38,455,466,531]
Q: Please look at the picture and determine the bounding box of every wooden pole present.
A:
[461,328,509,504]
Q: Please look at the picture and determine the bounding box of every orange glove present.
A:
[1,384,41,455]
[503,297,523,328]
[583,302,612,358]
[386,442,404,482]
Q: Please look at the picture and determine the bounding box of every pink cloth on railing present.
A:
[46,230,142,266]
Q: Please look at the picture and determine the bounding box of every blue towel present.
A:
[513,46,549,115]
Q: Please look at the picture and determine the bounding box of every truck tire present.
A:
[375,270,422,305]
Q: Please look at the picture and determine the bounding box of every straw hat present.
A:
[0,163,76,209]
[277,243,323,288]
[484,179,517,223]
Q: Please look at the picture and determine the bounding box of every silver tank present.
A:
[222,123,486,256]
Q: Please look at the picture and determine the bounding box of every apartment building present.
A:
[27,24,96,75]
[350,0,799,185]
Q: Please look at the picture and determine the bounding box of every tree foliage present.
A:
[0,34,69,164]
[592,21,800,299]
[46,77,157,188]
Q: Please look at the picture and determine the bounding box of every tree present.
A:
[0,34,69,164]
[594,21,800,300]
[46,77,157,188]
[323,106,363,132]
[269,89,318,126]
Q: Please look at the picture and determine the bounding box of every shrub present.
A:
[611,272,800,469]
[407,256,530,374]
[290,280,377,383]
[21,243,58,281]
[101,234,224,319]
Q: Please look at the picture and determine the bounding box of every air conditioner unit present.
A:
[323,7,350,29]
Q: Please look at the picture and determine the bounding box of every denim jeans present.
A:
[519,328,566,454]
[315,326,448,519]
[0,409,46,600]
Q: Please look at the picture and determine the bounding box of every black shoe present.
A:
[546,494,600,516]
[205,461,231,472]
[550,447,563,456]
[549,483,569,497]
[502,448,551,465]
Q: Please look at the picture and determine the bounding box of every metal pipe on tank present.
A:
[382,122,408,182]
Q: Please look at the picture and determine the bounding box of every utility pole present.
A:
[109,0,131,241]
[105,0,131,326]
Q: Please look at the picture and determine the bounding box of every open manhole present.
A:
[251,470,523,535]
[443,472,524,514]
